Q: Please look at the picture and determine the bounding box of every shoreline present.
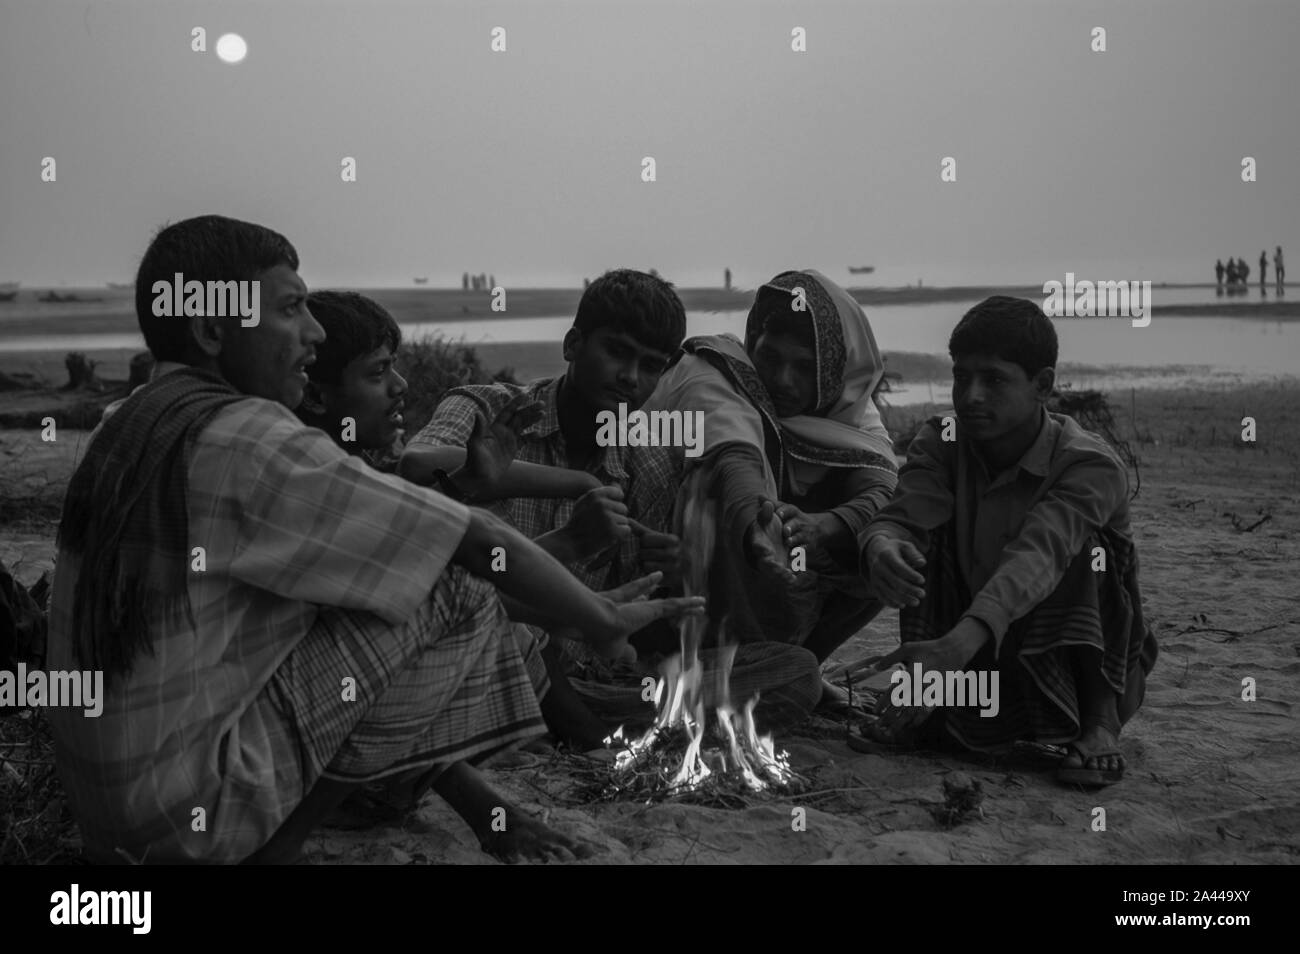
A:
[2,285,1297,341]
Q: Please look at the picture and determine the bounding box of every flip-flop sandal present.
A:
[846,713,914,753]
[1056,740,1124,787]
[1008,740,1070,767]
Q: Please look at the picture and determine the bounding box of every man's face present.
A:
[216,265,323,408]
[951,353,1048,443]
[565,326,671,413]
[752,331,818,417]
[318,344,408,451]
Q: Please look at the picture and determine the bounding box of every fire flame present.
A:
[609,469,797,795]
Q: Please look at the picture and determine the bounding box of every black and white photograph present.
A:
[0,0,1294,912]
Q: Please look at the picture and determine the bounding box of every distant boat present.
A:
[847,266,875,275]
[0,281,18,302]
[106,282,132,289]
[413,277,429,285]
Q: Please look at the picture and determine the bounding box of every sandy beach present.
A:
[3,379,1296,865]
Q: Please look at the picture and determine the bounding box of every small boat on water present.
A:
[413,277,429,285]
[0,281,18,302]
[848,266,875,275]
[106,282,133,289]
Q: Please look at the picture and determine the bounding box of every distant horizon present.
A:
[0,272,1275,293]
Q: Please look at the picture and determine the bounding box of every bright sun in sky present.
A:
[215,33,247,64]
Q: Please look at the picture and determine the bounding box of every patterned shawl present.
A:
[647,269,897,496]
[56,367,247,678]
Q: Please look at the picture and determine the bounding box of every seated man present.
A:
[294,288,592,745]
[401,270,823,738]
[861,296,1158,787]
[47,216,702,864]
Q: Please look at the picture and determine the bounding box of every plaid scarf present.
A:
[57,367,247,679]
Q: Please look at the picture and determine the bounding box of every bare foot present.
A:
[433,760,595,863]
[479,808,593,864]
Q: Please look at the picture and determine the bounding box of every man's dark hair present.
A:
[303,290,402,387]
[134,215,299,362]
[948,296,1058,377]
[572,268,687,355]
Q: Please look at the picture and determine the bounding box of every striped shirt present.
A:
[47,394,471,863]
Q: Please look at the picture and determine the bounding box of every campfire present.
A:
[602,470,804,802]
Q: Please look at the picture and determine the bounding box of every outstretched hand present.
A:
[773,500,839,551]
[865,536,928,608]
[590,571,705,659]
[745,498,798,588]
[862,618,992,742]
[462,393,543,494]
[630,518,683,589]
[563,485,632,561]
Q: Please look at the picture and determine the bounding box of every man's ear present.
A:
[1034,366,1056,401]
[190,314,225,359]
[299,380,329,416]
[562,326,584,363]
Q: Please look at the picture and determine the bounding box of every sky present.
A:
[1,0,1297,289]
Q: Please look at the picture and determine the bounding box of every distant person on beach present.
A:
[462,272,469,291]
[1225,258,1239,285]
[45,215,701,864]
[1276,246,1285,290]
[725,267,732,290]
[861,296,1158,787]
[1259,251,1268,286]
[1215,259,1225,286]
[401,269,823,739]
[1237,258,1250,284]
[639,270,899,669]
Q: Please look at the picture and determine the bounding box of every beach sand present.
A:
[2,381,1296,865]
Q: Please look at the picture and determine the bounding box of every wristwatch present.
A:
[431,468,473,503]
